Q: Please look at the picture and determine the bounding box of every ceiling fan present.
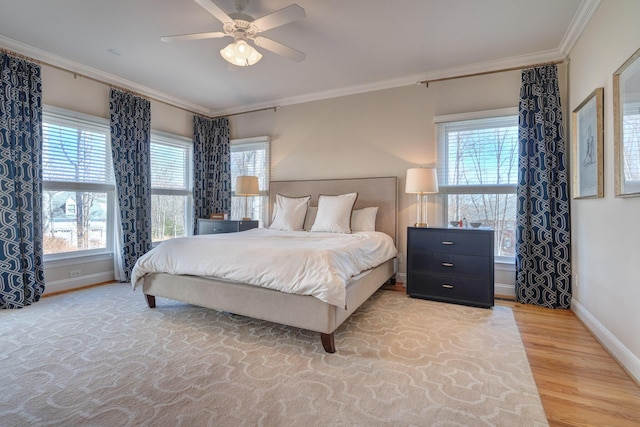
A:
[161,0,306,67]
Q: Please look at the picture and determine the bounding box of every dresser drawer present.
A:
[409,252,492,278]
[199,220,238,234]
[407,272,493,308]
[236,221,258,231]
[409,228,493,256]
[197,219,258,235]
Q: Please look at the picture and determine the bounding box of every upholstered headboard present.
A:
[269,177,398,245]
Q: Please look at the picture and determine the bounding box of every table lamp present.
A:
[235,176,259,220]
[405,167,438,227]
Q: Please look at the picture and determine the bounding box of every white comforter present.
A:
[131,228,397,308]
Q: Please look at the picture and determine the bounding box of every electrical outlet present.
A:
[69,269,82,278]
[397,253,403,264]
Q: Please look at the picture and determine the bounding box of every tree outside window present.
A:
[437,113,518,260]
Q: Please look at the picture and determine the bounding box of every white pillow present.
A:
[269,194,310,231]
[303,206,318,231]
[310,193,358,233]
[351,207,378,232]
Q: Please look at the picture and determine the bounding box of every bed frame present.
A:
[142,176,398,353]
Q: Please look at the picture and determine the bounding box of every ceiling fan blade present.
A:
[254,37,305,62]
[161,32,227,42]
[251,4,305,32]
[194,0,233,24]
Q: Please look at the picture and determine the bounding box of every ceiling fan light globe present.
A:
[220,40,262,66]
[234,39,251,59]
[247,48,262,65]
[221,43,236,59]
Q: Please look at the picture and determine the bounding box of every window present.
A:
[230,137,270,225]
[436,109,518,261]
[42,106,115,257]
[150,131,193,242]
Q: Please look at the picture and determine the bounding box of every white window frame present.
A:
[435,108,518,263]
[150,130,194,243]
[42,106,116,261]
[230,136,270,226]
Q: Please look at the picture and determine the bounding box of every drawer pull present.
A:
[441,241,455,245]
[442,262,454,267]
[442,284,454,289]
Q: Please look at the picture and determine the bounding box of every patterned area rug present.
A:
[1,284,547,426]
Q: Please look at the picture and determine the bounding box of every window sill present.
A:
[495,259,515,271]
[44,252,113,268]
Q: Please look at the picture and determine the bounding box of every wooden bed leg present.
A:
[145,294,156,308]
[321,333,336,353]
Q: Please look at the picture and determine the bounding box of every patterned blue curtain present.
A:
[192,115,231,234]
[0,53,44,308]
[109,89,152,281]
[516,64,571,309]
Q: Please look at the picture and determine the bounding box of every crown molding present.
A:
[558,0,601,55]
[214,49,568,116]
[211,73,429,116]
[0,35,212,117]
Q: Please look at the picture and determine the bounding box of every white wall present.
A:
[568,0,640,382]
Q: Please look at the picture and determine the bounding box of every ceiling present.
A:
[0,0,597,116]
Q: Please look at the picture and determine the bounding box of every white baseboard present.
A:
[44,272,115,295]
[495,283,515,298]
[572,299,640,384]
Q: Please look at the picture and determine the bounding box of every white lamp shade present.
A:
[235,176,259,196]
[220,41,262,67]
[405,168,439,194]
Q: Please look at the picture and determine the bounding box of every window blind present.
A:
[42,109,113,185]
[150,139,190,191]
[230,138,270,195]
[438,115,518,191]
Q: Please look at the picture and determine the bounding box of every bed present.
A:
[134,176,398,353]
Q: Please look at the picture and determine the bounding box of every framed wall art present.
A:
[572,87,604,198]
[614,47,640,197]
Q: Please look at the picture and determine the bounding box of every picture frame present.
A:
[572,87,604,198]
[613,47,640,197]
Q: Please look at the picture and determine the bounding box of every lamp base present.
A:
[241,217,252,221]
[414,222,428,227]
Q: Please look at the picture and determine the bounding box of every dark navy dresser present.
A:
[407,227,494,308]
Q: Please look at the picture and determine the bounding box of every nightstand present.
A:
[406,227,495,308]
[197,219,258,235]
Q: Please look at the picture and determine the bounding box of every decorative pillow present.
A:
[269,194,310,231]
[303,206,318,231]
[351,207,378,232]
[310,193,358,233]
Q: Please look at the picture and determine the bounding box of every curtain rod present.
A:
[1,47,277,120]
[1,47,150,102]
[419,60,565,87]
[212,105,278,119]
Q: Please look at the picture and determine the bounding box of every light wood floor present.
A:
[506,299,640,427]
[382,284,640,426]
